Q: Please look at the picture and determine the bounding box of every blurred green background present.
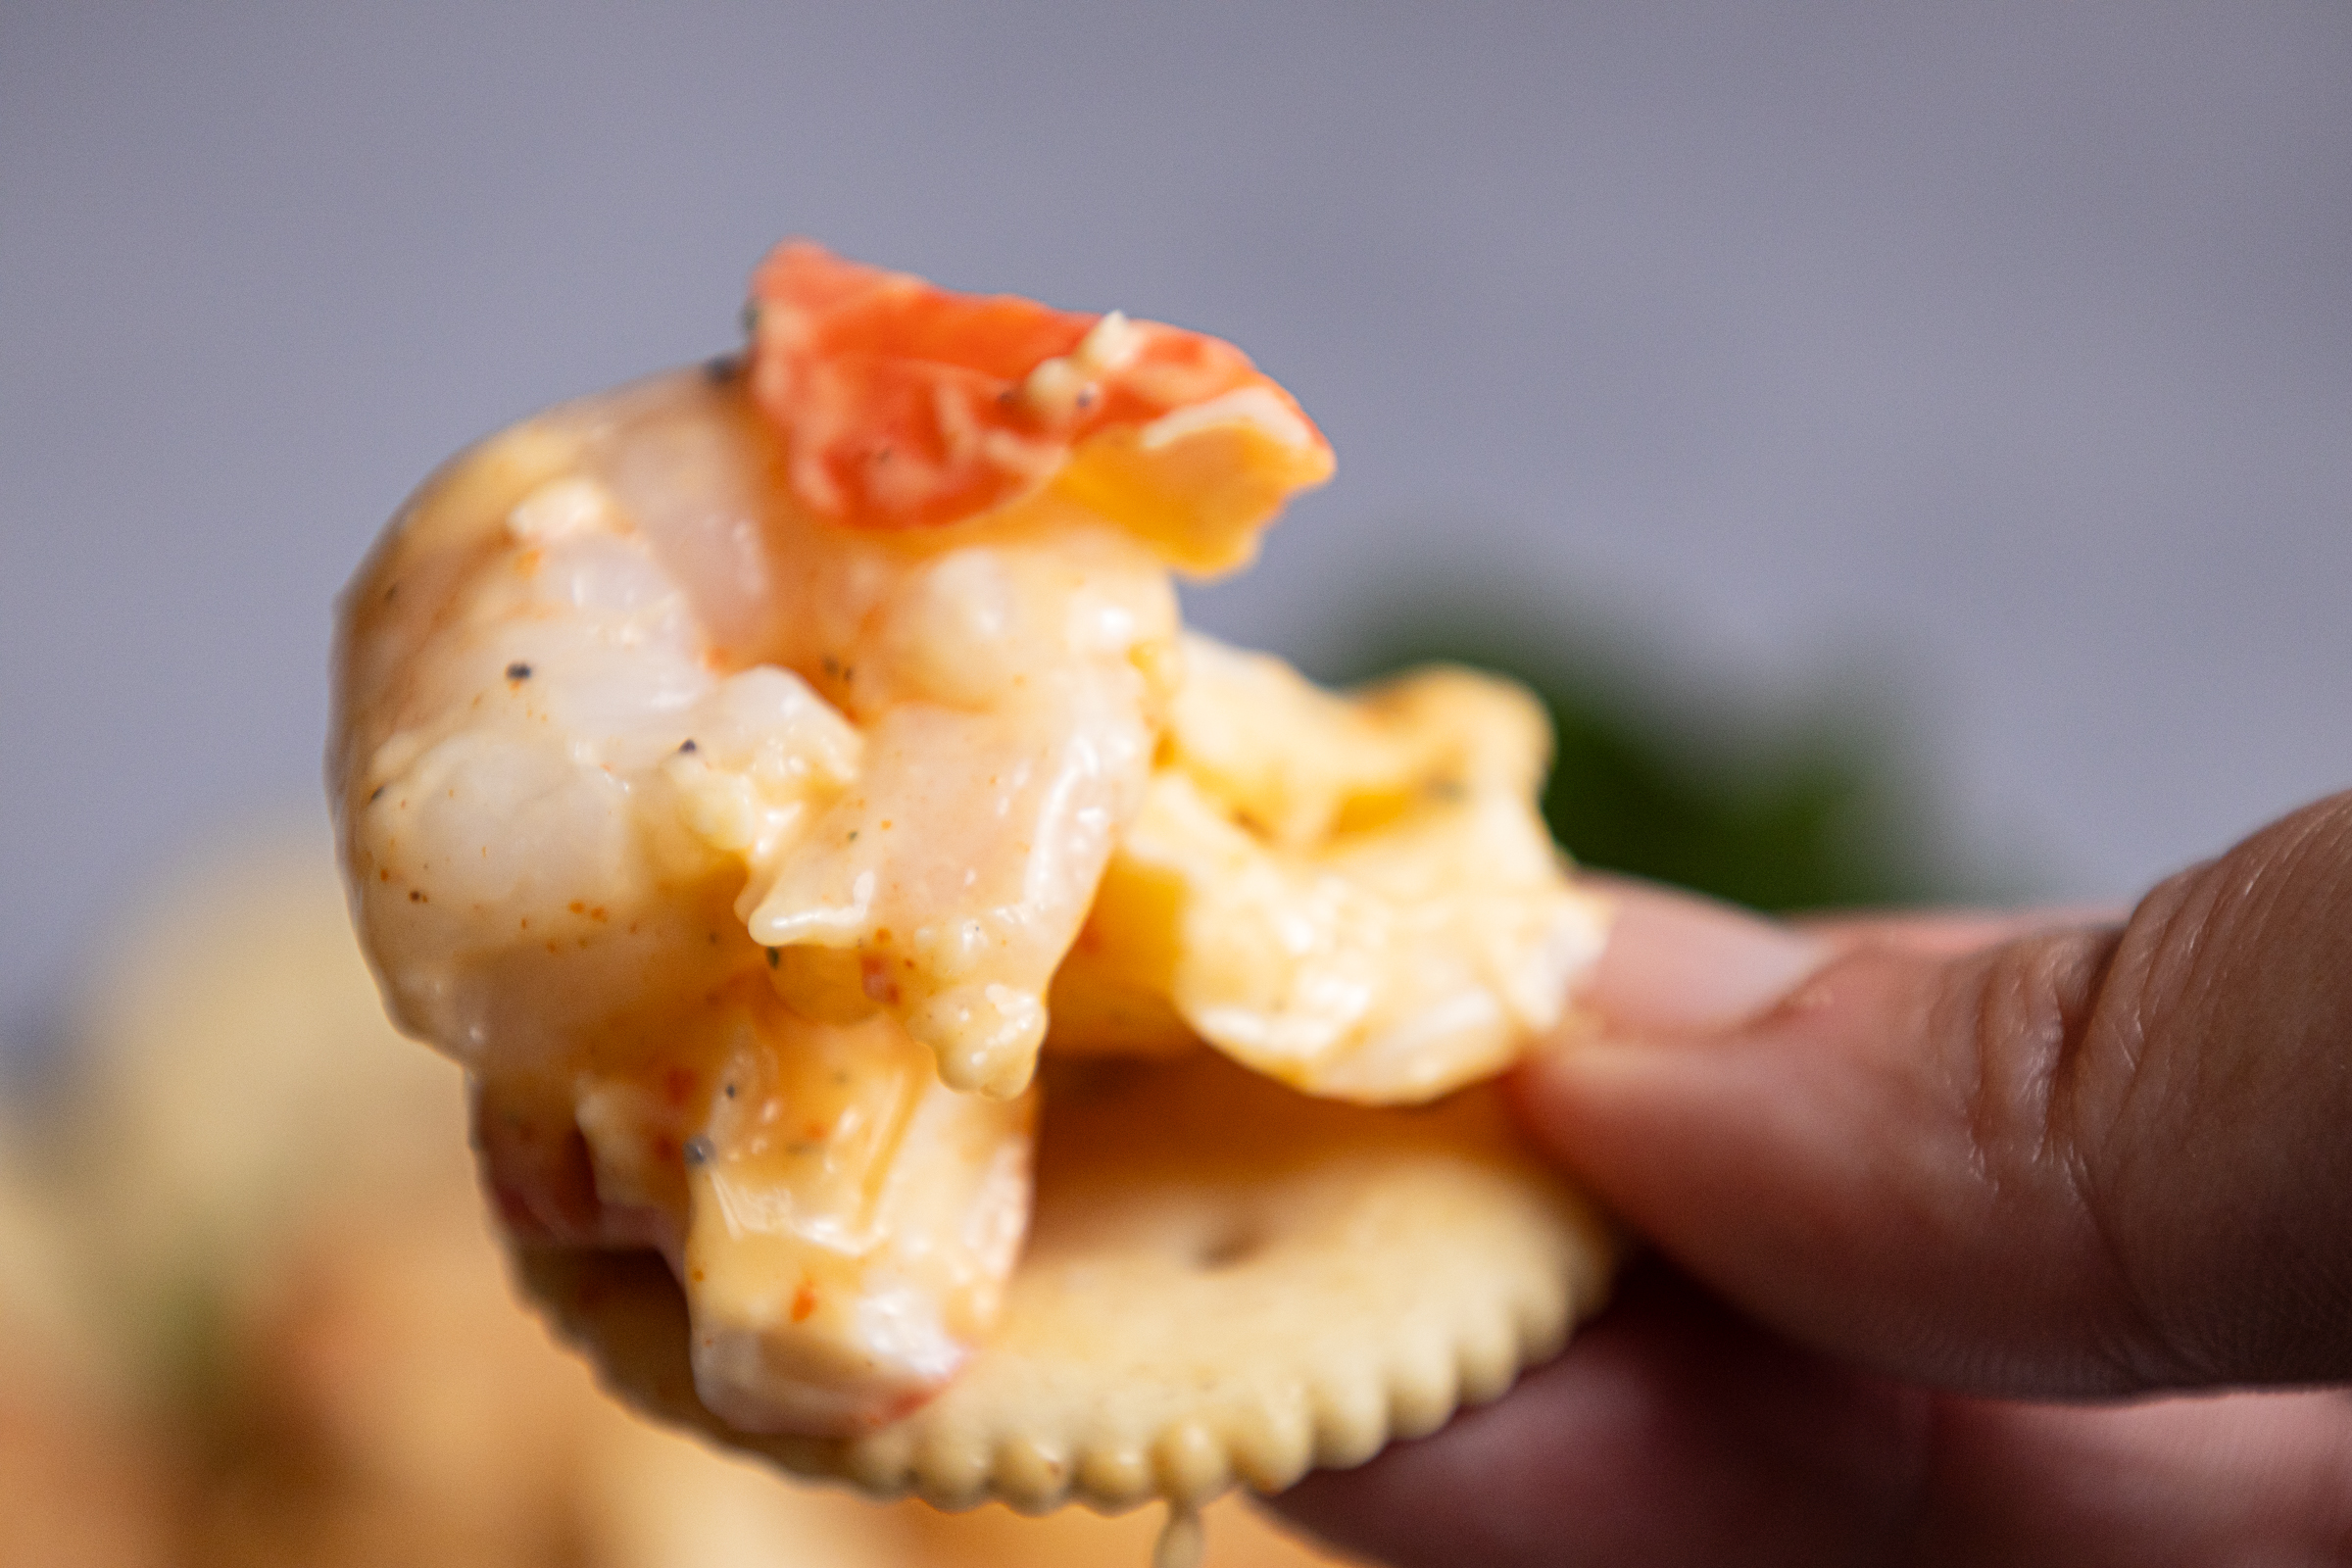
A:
[1334,602,1965,914]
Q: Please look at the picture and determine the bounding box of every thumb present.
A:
[1528,793,2352,1397]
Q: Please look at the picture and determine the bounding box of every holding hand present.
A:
[1280,793,2352,1565]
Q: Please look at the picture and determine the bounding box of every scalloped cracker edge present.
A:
[516,1051,1619,1514]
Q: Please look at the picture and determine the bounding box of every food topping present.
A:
[1052,637,1606,1102]
[332,243,1598,1444]
[749,242,1334,566]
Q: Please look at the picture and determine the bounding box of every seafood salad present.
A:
[331,243,1605,1444]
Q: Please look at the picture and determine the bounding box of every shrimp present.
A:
[329,244,1331,1433]
[732,245,1331,1096]
[474,987,1033,1434]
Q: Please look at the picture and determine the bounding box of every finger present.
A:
[1790,904,2126,956]
[1570,880,2109,1031]
[1577,871,2115,981]
[1530,793,2352,1396]
[1571,879,1830,1036]
[1271,1264,2352,1568]
[1273,1262,1932,1568]
[1921,1386,2352,1566]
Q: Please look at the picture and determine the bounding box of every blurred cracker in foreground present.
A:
[33,823,1359,1565]
[0,1126,179,1568]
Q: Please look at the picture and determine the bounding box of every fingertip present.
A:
[1578,881,1829,1037]
[1511,1022,1794,1250]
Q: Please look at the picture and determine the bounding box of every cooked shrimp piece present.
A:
[335,376,1059,1431]
[736,498,1179,1098]
[748,241,1332,564]
[330,243,1332,1432]
[480,987,1032,1435]
[734,244,1332,1094]
[338,247,1330,1101]
[677,1002,1033,1433]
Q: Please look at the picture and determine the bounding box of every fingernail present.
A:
[1569,884,1830,1039]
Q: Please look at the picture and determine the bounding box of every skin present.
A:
[1275,790,2352,1566]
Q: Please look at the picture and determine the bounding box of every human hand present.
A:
[1276,793,2352,1566]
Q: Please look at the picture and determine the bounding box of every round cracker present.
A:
[518,1051,1617,1514]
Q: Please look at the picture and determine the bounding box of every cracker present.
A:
[518,1051,1617,1515]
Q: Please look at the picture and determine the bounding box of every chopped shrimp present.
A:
[477,987,1031,1434]
[748,241,1332,565]
[329,244,1332,1432]
[678,1004,1033,1433]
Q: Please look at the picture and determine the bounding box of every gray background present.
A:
[5,3,2348,1054]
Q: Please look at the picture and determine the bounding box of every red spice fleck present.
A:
[662,1065,697,1107]
[791,1281,819,1322]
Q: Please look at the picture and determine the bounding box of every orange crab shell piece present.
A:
[746,242,1335,570]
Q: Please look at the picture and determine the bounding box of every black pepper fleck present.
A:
[506,662,533,681]
[723,1083,737,1100]
[678,738,699,754]
[702,354,740,384]
[683,1135,715,1167]
[368,786,385,805]
[766,947,781,968]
